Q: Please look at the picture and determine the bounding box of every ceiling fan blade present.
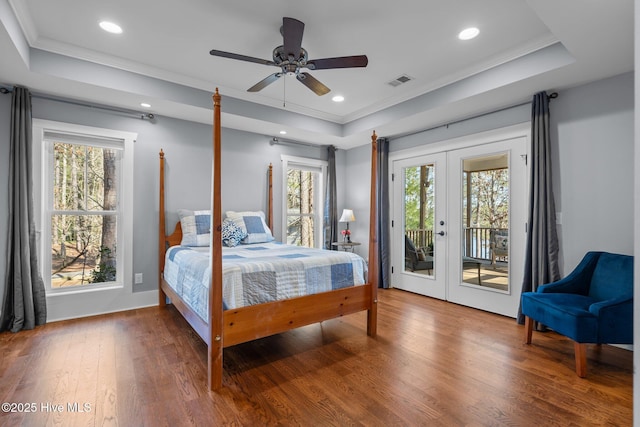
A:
[247,73,282,92]
[210,49,276,66]
[296,72,330,96]
[282,17,305,60]
[307,55,368,70]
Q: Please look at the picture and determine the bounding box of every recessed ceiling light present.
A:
[458,27,479,40]
[279,130,287,135]
[99,21,123,34]
[332,95,345,103]
[140,102,151,108]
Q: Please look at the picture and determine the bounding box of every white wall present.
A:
[633,0,639,419]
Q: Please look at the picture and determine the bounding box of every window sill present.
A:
[46,282,125,297]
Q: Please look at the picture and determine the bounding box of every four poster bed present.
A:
[158,89,379,390]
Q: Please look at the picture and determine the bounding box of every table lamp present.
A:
[339,209,355,243]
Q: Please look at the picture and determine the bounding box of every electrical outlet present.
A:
[556,212,562,225]
[134,273,143,284]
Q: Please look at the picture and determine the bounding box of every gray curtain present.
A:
[377,138,391,288]
[324,145,338,250]
[517,91,560,324]
[0,86,47,332]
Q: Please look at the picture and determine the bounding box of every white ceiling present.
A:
[0,0,634,149]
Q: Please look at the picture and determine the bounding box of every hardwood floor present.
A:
[0,289,633,426]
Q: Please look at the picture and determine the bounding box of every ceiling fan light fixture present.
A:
[99,21,123,34]
[458,27,479,40]
[209,17,367,96]
[332,95,345,103]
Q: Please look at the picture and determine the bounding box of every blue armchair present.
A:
[521,251,633,377]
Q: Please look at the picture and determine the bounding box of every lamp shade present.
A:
[339,209,355,222]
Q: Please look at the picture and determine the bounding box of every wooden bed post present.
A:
[160,98,379,389]
[158,149,167,307]
[367,131,378,337]
[209,89,224,391]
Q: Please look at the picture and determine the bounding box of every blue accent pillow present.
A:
[225,210,275,244]
[221,219,246,247]
[178,209,211,246]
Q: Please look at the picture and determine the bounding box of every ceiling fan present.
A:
[209,17,368,96]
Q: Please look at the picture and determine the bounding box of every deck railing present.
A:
[405,227,508,263]
[405,229,433,252]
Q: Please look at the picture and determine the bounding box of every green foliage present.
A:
[464,169,509,228]
[404,165,434,231]
[286,168,316,247]
[404,165,509,232]
[90,246,116,283]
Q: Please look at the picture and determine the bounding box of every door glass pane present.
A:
[404,164,435,276]
[461,154,509,291]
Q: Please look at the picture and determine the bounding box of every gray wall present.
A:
[0,95,341,301]
[0,71,633,312]
[551,72,634,271]
[346,72,635,279]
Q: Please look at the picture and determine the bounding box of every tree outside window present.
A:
[286,168,316,247]
[50,141,120,288]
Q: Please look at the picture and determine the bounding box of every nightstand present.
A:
[332,242,361,253]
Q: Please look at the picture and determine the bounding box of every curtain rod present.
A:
[2,84,558,131]
[269,136,331,149]
[392,91,558,141]
[1,85,156,121]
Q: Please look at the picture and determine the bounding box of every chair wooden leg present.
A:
[524,316,533,344]
[574,342,587,377]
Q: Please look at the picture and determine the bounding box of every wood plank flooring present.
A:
[0,289,633,426]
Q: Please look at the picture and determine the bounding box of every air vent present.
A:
[388,74,413,87]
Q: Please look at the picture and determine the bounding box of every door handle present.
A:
[437,231,445,236]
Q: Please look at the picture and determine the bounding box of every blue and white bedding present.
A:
[163,242,368,321]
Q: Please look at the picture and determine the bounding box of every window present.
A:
[33,120,135,294]
[281,155,326,248]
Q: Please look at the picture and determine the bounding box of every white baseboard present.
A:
[46,289,159,322]
[610,344,633,351]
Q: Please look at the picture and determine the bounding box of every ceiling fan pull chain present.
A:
[283,73,286,108]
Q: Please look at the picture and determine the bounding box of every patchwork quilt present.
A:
[163,242,367,321]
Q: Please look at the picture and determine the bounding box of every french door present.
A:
[391,129,528,317]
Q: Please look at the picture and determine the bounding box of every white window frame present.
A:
[281,155,327,248]
[33,119,141,320]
